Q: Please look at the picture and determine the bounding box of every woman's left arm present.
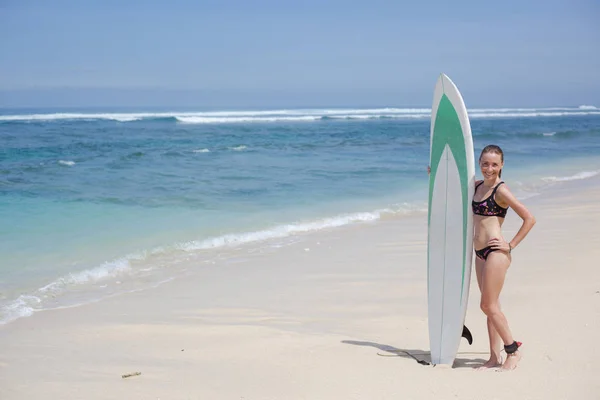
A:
[497,184,536,250]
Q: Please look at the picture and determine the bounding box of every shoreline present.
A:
[1,174,599,399]
[2,166,599,327]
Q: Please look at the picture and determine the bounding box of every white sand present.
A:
[1,178,599,399]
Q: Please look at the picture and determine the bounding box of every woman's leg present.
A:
[480,251,521,370]
[475,255,502,368]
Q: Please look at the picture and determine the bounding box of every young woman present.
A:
[472,144,536,371]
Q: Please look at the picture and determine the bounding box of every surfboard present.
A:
[427,73,476,366]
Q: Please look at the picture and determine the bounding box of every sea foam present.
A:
[58,160,76,166]
[2,107,599,124]
[0,204,424,325]
[542,170,599,183]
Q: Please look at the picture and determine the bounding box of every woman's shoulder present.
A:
[497,181,511,192]
[495,181,513,206]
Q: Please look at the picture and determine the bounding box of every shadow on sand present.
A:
[341,340,488,369]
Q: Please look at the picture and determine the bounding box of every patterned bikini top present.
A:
[472,181,508,218]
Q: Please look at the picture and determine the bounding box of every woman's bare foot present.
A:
[475,354,503,370]
[498,350,521,371]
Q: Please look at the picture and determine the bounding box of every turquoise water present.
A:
[1,106,600,323]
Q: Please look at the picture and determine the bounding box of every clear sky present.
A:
[1,0,598,108]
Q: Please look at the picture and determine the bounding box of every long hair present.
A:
[479,145,504,178]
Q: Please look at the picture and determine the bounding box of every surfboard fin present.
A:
[462,325,473,345]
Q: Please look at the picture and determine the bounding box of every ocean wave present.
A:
[176,205,427,253]
[0,204,424,325]
[470,111,600,118]
[316,108,430,115]
[38,255,138,295]
[58,160,76,166]
[527,130,580,139]
[193,148,210,153]
[0,254,142,325]
[327,114,425,120]
[0,113,147,122]
[140,116,178,123]
[175,115,320,124]
[2,107,599,124]
[176,212,382,252]
[0,295,40,324]
[229,145,247,151]
[542,170,600,183]
[474,129,582,140]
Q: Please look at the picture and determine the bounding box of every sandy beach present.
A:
[1,177,599,400]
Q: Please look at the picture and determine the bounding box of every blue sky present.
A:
[1,0,598,107]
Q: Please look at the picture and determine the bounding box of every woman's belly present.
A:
[473,215,504,250]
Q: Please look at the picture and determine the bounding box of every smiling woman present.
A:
[471,144,536,371]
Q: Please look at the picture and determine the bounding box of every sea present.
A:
[1,105,599,325]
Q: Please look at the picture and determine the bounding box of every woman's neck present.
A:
[482,177,501,188]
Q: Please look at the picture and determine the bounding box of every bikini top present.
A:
[472,181,508,218]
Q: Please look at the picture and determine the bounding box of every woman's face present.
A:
[479,152,503,181]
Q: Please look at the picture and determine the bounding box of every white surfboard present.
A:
[428,74,475,366]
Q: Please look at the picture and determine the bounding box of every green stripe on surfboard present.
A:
[428,93,469,299]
